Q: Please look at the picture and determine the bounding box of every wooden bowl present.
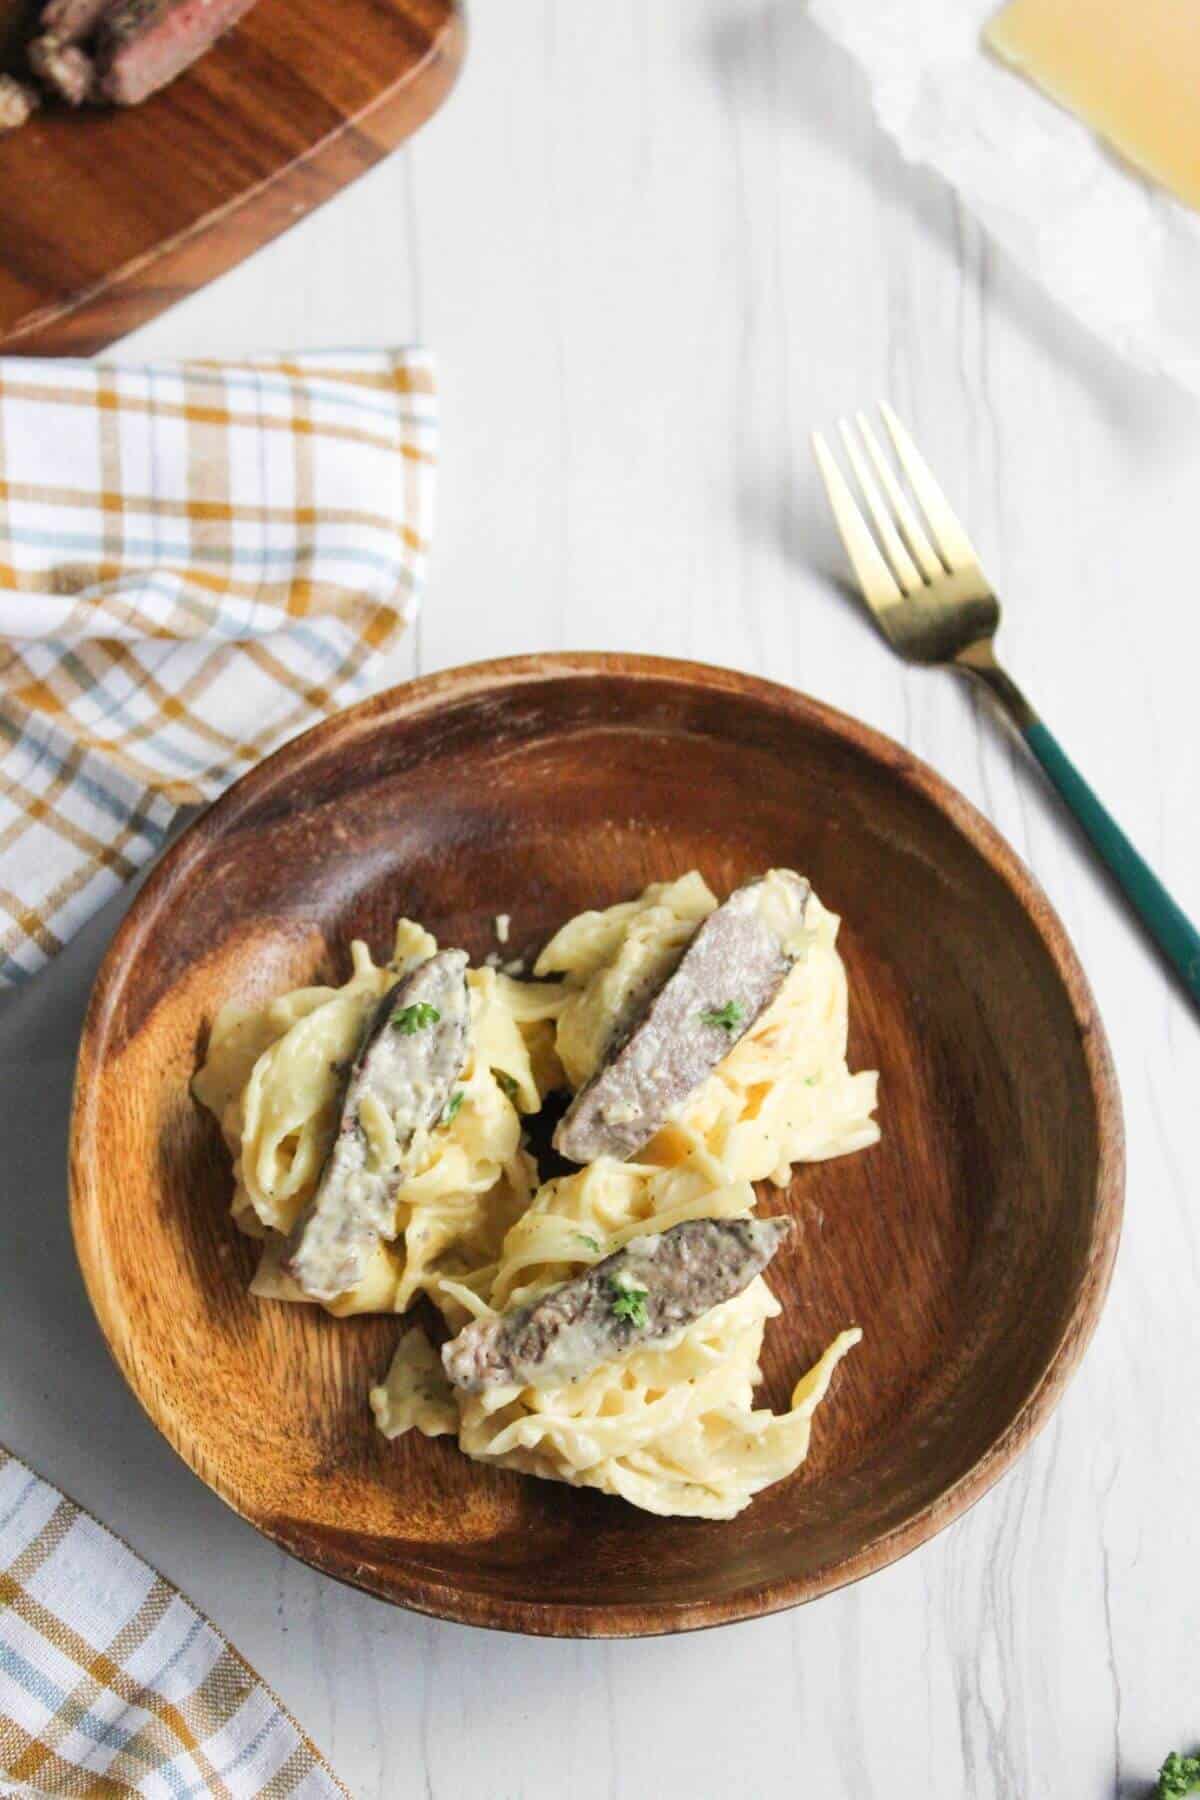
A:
[70,654,1123,1637]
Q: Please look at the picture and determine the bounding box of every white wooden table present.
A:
[4,4,1199,1795]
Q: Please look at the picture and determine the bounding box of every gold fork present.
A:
[813,402,1200,1007]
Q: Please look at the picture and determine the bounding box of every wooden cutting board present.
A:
[0,0,462,354]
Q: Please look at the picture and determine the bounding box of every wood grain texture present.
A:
[0,0,462,354]
[68,653,1123,1638]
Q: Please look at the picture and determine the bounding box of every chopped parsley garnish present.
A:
[1158,1752,1200,1799]
[494,1069,519,1099]
[392,1001,440,1035]
[805,1074,820,1087]
[442,1090,464,1125]
[575,1232,601,1253]
[700,1000,745,1034]
[608,1278,650,1328]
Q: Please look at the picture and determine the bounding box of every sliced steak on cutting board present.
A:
[95,0,260,106]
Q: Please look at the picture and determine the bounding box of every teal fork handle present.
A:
[1023,718,1200,1006]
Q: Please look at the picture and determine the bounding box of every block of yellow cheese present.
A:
[985,0,1200,214]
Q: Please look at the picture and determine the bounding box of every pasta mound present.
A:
[192,920,563,1318]
[197,871,880,1518]
[372,1152,861,1520]
[536,869,880,1182]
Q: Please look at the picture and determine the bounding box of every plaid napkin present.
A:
[0,1447,347,1798]
[0,349,436,985]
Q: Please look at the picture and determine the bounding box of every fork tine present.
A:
[855,412,943,581]
[837,418,923,594]
[812,431,903,612]
[879,401,979,572]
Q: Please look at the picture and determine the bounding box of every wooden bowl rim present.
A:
[69,652,1124,1637]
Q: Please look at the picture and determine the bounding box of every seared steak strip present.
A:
[442,1216,792,1392]
[38,0,112,42]
[554,871,811,1164]
[94,0,259,106]
[27,31,93,101]
[285,950,471,1304]
[0,71,38,130]
[3,0,257,117]
[2,0,39,68]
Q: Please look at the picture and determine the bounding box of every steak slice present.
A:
[0,71,38,129]
[2,0,40,67]
[442,1215,792,1393]
[38,0,112,42]
[94,0,258,106]
[554,870,811,1164]
[27,31,93,101]
[285,950,471,1304]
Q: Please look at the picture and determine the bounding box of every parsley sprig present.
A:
[442,1090,464,1125]
[699,1000,745,1034]
[608,1278,650,1329]
[1158,1752,1200,1799]
[392,1001,440,1034]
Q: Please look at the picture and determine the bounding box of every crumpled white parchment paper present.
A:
[808,0,1200,398]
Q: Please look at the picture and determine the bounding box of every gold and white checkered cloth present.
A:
[0,1447,347,1798]
[0,349,436,984]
